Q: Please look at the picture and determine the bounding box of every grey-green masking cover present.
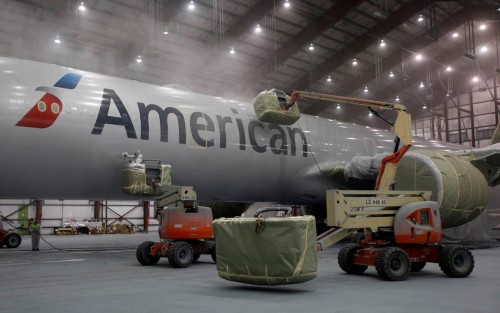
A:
[213,216,317,285]
[394,150,487,228]
[252,90,300,125]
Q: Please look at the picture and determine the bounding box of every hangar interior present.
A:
[1,1,500,238]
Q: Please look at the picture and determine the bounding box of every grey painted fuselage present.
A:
[0,57,461,204]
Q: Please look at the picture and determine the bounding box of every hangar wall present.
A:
[0,199,158,235]
[412,78,499,147]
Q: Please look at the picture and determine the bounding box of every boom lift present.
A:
[277,90,474,281]
[122,154,215,268]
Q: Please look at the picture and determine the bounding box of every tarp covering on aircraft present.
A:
[213,216,317,285]
[122,165,171,196]
[394,150,488,229]
[252,89,300,125]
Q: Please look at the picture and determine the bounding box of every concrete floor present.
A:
[1,233,499,313]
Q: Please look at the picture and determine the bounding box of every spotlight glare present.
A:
[479,24,486,30]
[188,1,195,10]
[419,81,425,88]
[395,96,400,102]
[446,66,452,72]
[364,86,368,93]
[418,14,424,22]
[136,56,142,63]
[255,24,262,33]
[452,32,459,38]
[78,2,86,11]
[352,58,358,66]
[389,71,394,78]
[337,103,341,109]
[284,0,290,8]
[379,39,386,47]
[480,46,488,53]
[415,54,423,61]
[230,47,235,55]
[472,76,479,83]
[308,43,314,51]
[327,75,332,82]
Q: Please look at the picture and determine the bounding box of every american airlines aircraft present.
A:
[1,57,499,229]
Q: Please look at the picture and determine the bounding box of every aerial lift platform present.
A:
[274,90,474,281]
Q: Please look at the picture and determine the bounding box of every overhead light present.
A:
[136,55,142,63]
[452,32,459,38]
[78,2,86,11]
[415,54,423,61]
[379,39,386,47]
[229,47,235,55]
[480,46,488,53]
[418,14,424,22]
[54,36,61,44]
[364,86,368,93]
[395,96,400,102]
[419,81,425,88]
[446,66,452,72]
[188,1,195,10]
[284,0,290,8]
[308,43,315,51]
[336,103,341,109]
[327,75,332,82]
[472,76,479,83]
[163,27,169,35]
[446,92,450,97]
[423,105,427,109]
[352,58,358,66]
[255,24,262,33]
[479,24,486,30]
[389,71,394,78]
[368,111,373,116]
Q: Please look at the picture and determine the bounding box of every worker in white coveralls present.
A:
[30,220,41,251]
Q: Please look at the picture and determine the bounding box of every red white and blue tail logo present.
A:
[16,73,82,128]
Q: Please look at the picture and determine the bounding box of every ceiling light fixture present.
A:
[364,86,368,93]
[415,54,423,61]
[337,103,341,109]
[78,2,86,11]
[419,81,425,88]
[480,46,488,53]
[230,47,235,55]
[327,75,332,82]
[423,104,427,109]
[255,24,262,33]
[395,96,400,102]
[418,14,424,22]
[352,58,358,66]
[136,55,142,63]
[309,43,315,51]
[284,0,290,8]
[54,36,61,44]
[479,24,486,30]
[379,39,386,47]
[446,66,452,72]
[472,76,479,83]
[188,1,195,10]
[368,111,373,116]
[452,32,459,38]
[163,27,169,35]
[389,71,394,78]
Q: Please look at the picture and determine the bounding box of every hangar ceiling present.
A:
[1,0,498,126]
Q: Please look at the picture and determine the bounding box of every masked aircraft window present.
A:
[37,101,46,112]
[51,103,60,114]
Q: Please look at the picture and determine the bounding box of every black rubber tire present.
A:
[338,243,368,274]
[410,262,426,272]
[5,233,21,248]
[439,245,474,278]
[167,241,193,268]
[192,253,201,263]
[210,247,216,263]
[136,241,160,266]
[375,247,410,281]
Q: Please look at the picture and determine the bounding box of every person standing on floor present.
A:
[31,220,41,251]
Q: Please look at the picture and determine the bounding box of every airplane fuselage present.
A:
[0,57,452,204]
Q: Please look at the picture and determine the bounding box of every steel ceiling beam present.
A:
[305,5,495,116]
